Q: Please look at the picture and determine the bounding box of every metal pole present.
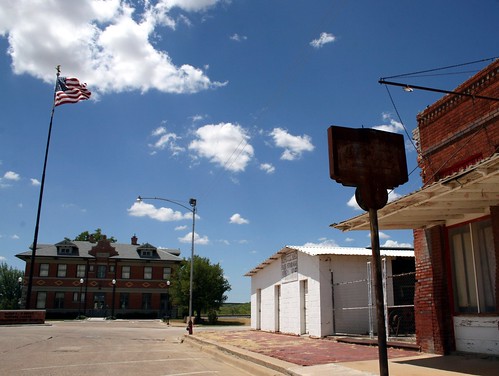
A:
[26,67,60,309]
[111,279,116,318]
[369,208,389,376]
[188,199,196,334]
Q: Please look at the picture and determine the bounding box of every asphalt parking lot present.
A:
[0,320,269,376]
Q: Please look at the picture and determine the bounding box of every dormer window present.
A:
[137,243,157,258]
[55,240,78,256]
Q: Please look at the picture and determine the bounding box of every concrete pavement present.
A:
[185,329,499,376]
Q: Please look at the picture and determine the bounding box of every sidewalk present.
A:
[184,329,499,376]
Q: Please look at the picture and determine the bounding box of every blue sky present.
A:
[0,0,497,302]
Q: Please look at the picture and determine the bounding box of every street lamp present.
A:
[136,196,197,334]
[111,279,116,319]
[78,278,84,318]
[165,280,171,325]
[18,276,23,309]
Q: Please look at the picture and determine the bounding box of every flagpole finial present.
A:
[56,65,61,76]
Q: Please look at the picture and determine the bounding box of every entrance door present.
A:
[300,279,308,334]
[92,292,106,317]
[275,285,281,332]
[256,289,262,330]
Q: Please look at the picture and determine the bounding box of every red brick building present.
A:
[17,235,182,319]
[334,59,499,355]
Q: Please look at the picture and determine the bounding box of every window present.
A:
[450,219,496,313]
[73,292,79,302]
[120,293,129,309]
[144,266,152,280]
[36,292,47,309]
[39,264,49,277]
[57,264,67,278]
[54,292,65,309]
[97,265,107,279]
[76,264,86,278]
[142,293,152,310]
[122,266,130,279]
[141,250,153,257]
[109,265,115,273]
[58,247,73,255]
[163,267,171,280]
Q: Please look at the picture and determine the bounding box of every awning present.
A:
[331,153,499,231]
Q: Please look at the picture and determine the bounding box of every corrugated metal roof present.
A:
[245,245,414,277]
[332,152,499,231]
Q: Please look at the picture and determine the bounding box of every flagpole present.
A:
[25,66,61,309]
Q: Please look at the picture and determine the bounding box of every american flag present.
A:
[54,77,91,106]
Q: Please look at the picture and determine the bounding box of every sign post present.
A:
[328,126,408,376]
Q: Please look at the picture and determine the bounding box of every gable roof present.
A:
[245,245,414,277]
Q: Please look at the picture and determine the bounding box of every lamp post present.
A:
[78,278,84,318]
[166,280,171,325]
[18,276,23,309]
[111,279,116,319]
[136,196,197,334]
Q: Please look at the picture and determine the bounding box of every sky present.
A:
[0,0,498,302]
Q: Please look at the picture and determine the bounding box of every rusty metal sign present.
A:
[328,125,408,190]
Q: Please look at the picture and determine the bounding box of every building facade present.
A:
[246,246,414,338]
[334,60,499,355]
[17,235,182,319]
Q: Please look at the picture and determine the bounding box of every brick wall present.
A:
[414,226,454,354]
[416,60,499,184]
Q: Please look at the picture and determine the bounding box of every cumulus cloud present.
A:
[310,32,336,48]
[270,128,314,161]
[128,201,193,221]
[0,171,20,187]
[178,231,209,245]
[0,0,226,95]
[347,189,402,211]
[373,113,404,133]
[189,122,254,172]
[302,238,339,247]
[230,33,247,42]
[30,178,41,186]
[3,171,20,181]
[148,126,184,155]
[382,239,413,248]
[229,213,249,225]
[259,163,275,174]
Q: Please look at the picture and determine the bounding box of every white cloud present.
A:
[1,1,226,95]
[310,32,336,48]
[30,178,41,186]
[189,123,254,172]
[175,225,188,231]
[229,213,249,225]
[382,239,413,248]
[3,171,20,181]
[230,33,247,42]
[11,234,20,240]
[302,238,339,247]
[347,189,401,211]
[0,256,5,261]
[345,237,354,242]
[259,163,275,174]
[149,126,184,155]
[128,201,192,222]
[178,231,209,245]
[270,128,314,161]
[372,113,404,134]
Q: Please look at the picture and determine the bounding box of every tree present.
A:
[0,262,24,309]
[171,255,231,322]
[73,228,116,243]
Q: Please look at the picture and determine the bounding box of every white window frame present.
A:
[39,264,49,277]
[144,266,152,280]
[57,264,67,278]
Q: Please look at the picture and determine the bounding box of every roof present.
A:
[332,152,499,231]
[16,241,182,262]
[245,245,414,277]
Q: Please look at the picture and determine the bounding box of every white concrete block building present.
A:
[245,246,414,338]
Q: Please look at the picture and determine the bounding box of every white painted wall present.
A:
[249,251,397,337]
[453,316,499,355]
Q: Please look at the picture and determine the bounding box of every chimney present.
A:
[131,235,138,245]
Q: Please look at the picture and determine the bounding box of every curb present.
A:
[184,334,295,376]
